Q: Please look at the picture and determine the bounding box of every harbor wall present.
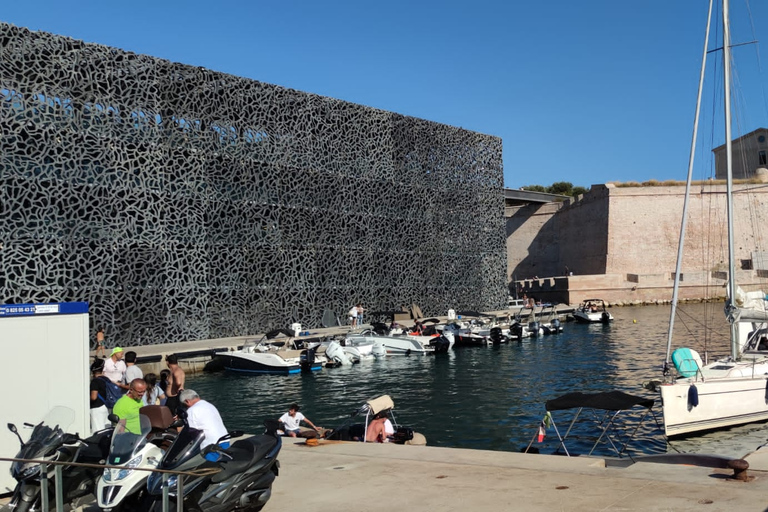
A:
[509,183,768,303]
[0,23,507,347]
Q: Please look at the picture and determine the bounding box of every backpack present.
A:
[97,376,124,408]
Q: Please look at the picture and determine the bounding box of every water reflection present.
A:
[187,304,768,458]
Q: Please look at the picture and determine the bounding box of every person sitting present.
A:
[279,403,321,437]
[365,415,388,443]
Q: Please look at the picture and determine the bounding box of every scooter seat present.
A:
[211,436,278,483]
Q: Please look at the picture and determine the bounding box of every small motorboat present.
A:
[325,395,426,445]
[208,329,325,374]
[573,299,613,323]
[347,322,453,356]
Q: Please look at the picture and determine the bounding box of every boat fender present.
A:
[405,349,411,356]
[688,384,699,408]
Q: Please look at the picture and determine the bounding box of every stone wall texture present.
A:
[509,183,768,303]
[0,24,507,347]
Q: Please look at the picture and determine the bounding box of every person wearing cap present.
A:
[104,347,128,389]
[89,358,110,433]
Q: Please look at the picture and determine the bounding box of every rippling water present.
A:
[187,304,768,459]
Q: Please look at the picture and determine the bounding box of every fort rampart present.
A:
[509,183,768,304]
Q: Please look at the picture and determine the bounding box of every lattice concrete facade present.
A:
[0,24,506,347]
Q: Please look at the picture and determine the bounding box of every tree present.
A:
[521,182,587,198]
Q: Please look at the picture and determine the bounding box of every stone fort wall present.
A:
[0,24,507,347]
[509,183,768,303]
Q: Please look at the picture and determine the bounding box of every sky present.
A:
[3,0,768,190]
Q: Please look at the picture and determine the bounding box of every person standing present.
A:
[142,373,166,406]
[89,358,110,433]
[103,347,128,389]
[356,303,365,327]
[180,389,229,450]
[124,351,143,385]
[164,354,186,415]
[113,378,147,433]
[348,305,358,328]
[95,327,106,358]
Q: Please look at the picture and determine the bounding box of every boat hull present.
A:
[660,376,768,437]
[215,352,322,375]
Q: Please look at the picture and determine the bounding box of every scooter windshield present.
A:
[12,406,75,478]
[108,415,151,465]
[161,426,205,470]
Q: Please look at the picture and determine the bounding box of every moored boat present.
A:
[208,329,325,374]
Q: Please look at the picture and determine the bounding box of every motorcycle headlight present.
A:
[114,455,142,481]
[20,463,41,479]
[102,467,112,482]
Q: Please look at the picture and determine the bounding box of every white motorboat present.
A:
[325,338,375,365]
[573,299,613,323]
[346,323,453,356]
[210,329,325,374]
[657,0,768,437]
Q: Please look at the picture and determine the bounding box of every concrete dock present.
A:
[268,439,768,511]
[104,305,575,375]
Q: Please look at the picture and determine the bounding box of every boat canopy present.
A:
[546,391,654,412]
[264,328,296,340]
[366,395,394,415]
[528,390,660,459]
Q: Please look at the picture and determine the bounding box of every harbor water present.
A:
[187,303,768,459]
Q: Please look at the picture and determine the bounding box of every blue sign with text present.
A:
[0,302,89,317]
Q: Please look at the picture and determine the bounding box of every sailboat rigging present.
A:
[660,0,768,437]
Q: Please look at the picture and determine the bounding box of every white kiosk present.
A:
[0,302,90,493]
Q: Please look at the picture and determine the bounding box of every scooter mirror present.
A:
[170,418,184,428]
[263,420,280,435]
[7,423,17,434]
[62,433,79,444]
[228,430,244,439]
[108,414,120,424]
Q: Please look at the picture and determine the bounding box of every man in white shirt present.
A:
[279,403,320,437]
[103,347,127,389]
[179,389,229,449]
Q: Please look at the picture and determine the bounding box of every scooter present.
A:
[97,405,178,511]
[144,418,282,512]
[6,406,112,512]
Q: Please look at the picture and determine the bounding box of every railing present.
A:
[0,456,220,512]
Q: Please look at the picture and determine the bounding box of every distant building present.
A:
[714,127,768,179]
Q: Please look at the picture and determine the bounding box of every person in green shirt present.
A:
[113,378,146,433]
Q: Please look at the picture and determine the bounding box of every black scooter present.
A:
[144,418,281,512]
[6,406,112,512]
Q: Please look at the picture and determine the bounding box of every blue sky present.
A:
[3,1,768,189]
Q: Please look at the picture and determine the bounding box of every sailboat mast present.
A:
[722,0,739,360]
[665,0,714,366]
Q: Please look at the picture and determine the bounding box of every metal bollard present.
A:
[177,476,184,512]
[162,472,169,512]
[54,464,64,511]
[40,462,49,512]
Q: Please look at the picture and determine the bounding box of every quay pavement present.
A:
[269,439,768,512]
[60,438,768,512]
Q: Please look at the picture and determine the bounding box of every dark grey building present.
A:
[0,23,506,346]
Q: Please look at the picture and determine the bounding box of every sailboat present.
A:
[660,0,768,437]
